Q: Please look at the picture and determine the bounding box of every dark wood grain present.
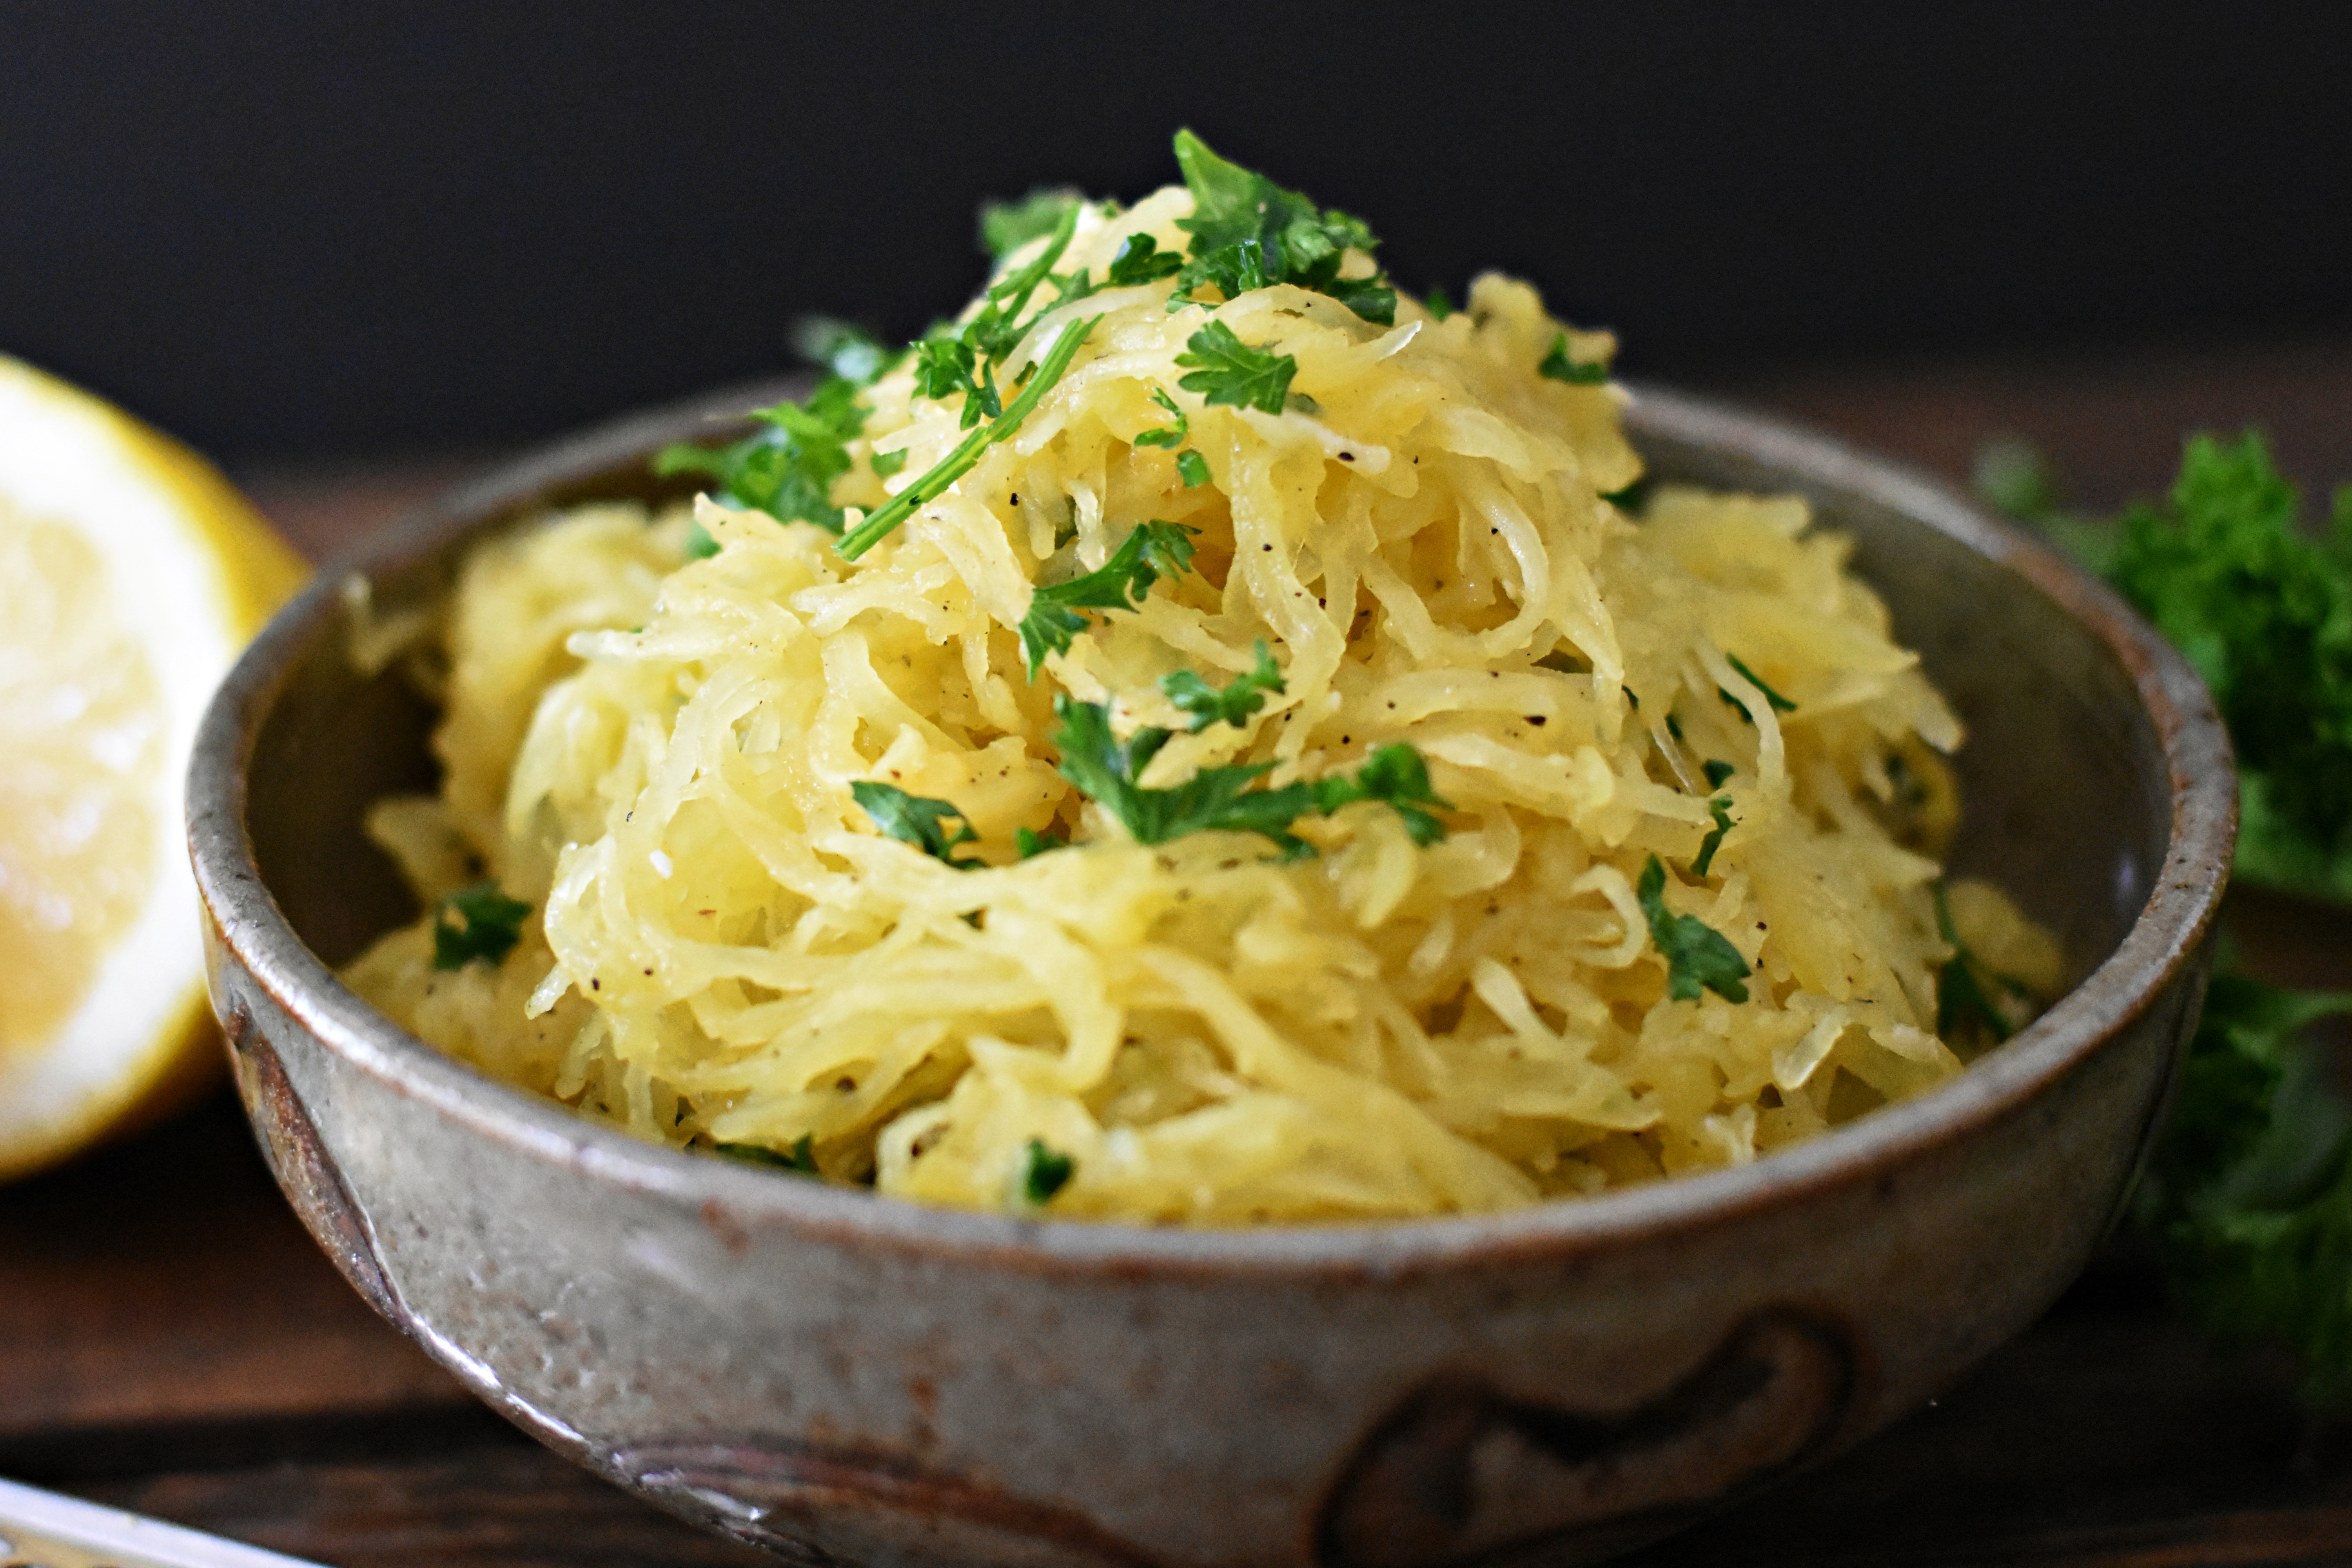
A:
[7,346,2349,1566]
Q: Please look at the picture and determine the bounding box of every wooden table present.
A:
[9,340,2352,1566]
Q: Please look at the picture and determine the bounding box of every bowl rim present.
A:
[189,382,2237,1279]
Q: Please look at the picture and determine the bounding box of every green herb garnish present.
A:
[1175,321,1296,416]
[716,1133,820,1175]
[1019,1137,1075,1205]
[1018,520,1200,671]
[910,336,1002,428]
[1161,642,1283,732]
[1931,880,2017,1044]
[851,780,984,870]
[1107,233,1184,287]
[1050,694,1448,860]
[1702,759,1736,789]
[655,323,904,537]
[1167,129,1395,326]
[1015,825,1068,859]
[1636,856,1750,1004]
[1718,653,1799,720]
[1538,331,1612,386]
[2134,973,2352,1405]
[1132,388,1189,449]
[1425,285,1455,321]
[1692,797,1737,877]
[431,880,532,971]
[1176,450,1212,488]
[980,188,1083,262]
[838,314,1101,561]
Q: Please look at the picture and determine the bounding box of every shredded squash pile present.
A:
[345,136,2059,1223]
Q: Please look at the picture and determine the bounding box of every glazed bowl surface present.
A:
[188,385,2234,1568]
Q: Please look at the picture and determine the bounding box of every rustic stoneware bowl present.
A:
[189,385,2234,1568]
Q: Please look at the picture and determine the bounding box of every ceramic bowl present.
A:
[187,385,2234,1568]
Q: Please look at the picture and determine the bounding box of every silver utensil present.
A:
[0,1477,329,1568]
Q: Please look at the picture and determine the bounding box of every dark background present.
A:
[4,2,2345,463]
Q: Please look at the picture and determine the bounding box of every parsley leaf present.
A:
[1015,825,1067,858]
[851,780,984,870]
[838,314,1101,560]
[1176,451,1211,488]
[1050,695,1448,859]
[1718,653,1799,721]
[1132,388,1189,449]
[2133,973,2352,1405]
[1692,796,1736,877]
[980,188,1083,262]
[1425,285,1455,321]
[716,1133,819,1175]
[1168,130,1396,326]
[1636,856,1750,1003]
[911,336,1003,428]
[1018,520,1200,671]
[2108,435,2352,900]
[1175,321,1296,416]
[1019,1137,1075,1205]
[965,199,1084,362]
[655,379,868,535]
[1161,642,1283,732]
[1702,759,1736,789]
[1538,331,1612,385]
[655,327,902,536]
[1932,880,2020,1044]
[1107,233,1184,286]
[432,880,532,971]
[793,317,898,385]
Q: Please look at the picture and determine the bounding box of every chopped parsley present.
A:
[1169,129,1396,326]
[1692,796,1737,877]
[1015,824,1068,859]
[431,880,532,971]
[851,780,984,870]
[1018,520,1200,672]
[1019,1137,1075,1205]
[716,1133,819,1175]
[655,324,901,537]
[1636,856,1750,1004]
[1702,759,1736,789]
[1050,694,1449,860]
[1175,321,1296,416]
[1107,233,1184,286]
[1718,653,1799,720]
[1161,642,1283,732]
[980,188,1083,261]
[838,314,1101,560]
[1931,880,2019,1044]
[1132,388,1188,449]
[1176,450,1212,488]
[1538,331,1612,385]
[910,336,1002,428]
[1425,285,1455,321]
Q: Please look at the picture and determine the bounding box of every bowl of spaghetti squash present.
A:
[189,135,2232,1567]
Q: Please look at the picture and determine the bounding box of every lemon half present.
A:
[0,357,305,1181]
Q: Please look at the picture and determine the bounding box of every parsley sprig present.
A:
[837,314,1102,561]
[1169,129,1395,326]
[655,333,895,537]
[1018,520,1200,672]
[1049,693,1448,860]
[1162,642,1283,732]
[1175,321,1296,416]
[1636,857,1750,1004]
[432,880,532,971]
[1538,331,1612,386]
[852,781,985,870]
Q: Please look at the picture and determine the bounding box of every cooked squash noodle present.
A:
[344,184,2059,1224]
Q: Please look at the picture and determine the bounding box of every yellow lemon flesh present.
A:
[0,357,305,1181]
